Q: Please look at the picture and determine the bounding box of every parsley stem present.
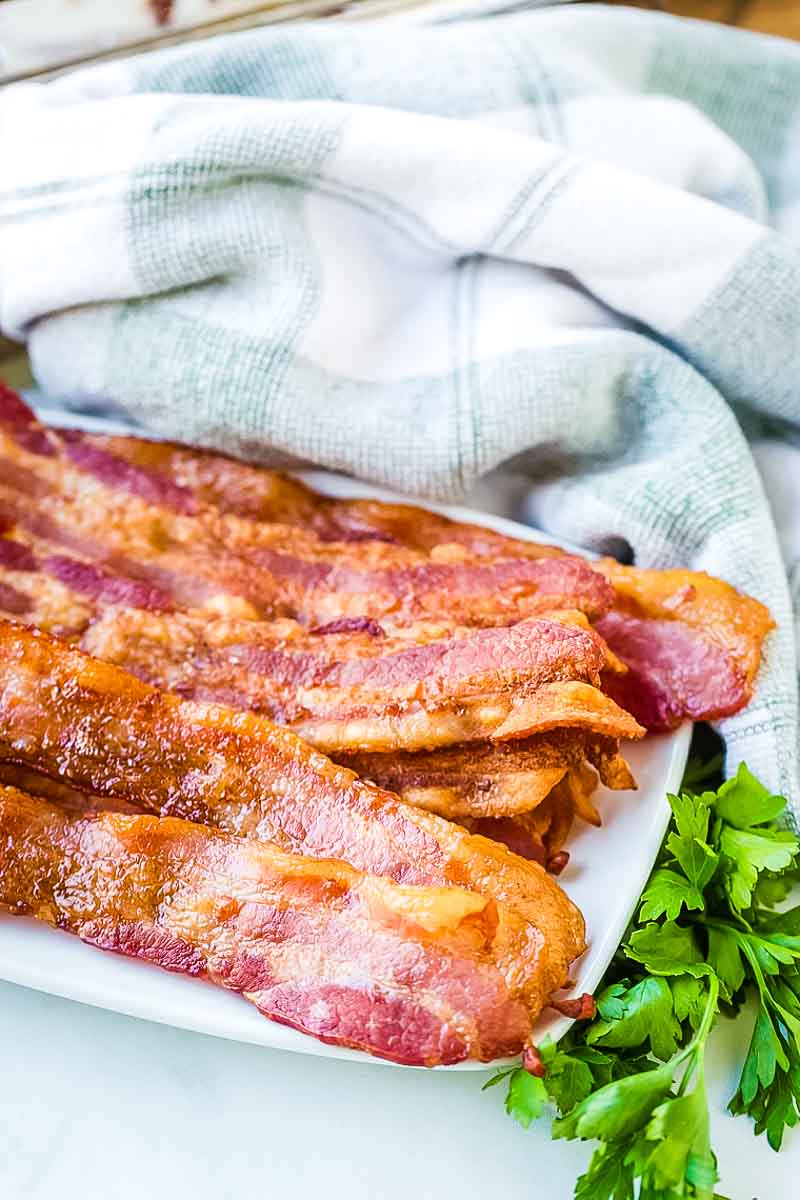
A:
[674,974,719,1096]
[675,973,719,1067]
[693,974,720,1049]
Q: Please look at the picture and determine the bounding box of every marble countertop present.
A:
[1,978,796,1199]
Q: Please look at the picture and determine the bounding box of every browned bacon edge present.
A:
[595,562,774,730]
[0,786,539,1065]
[0,620,585,1015]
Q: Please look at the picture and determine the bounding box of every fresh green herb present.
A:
[483,759,800,1198]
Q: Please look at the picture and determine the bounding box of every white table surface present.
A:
[0,978,795,1200]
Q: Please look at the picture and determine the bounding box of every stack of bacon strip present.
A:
[0,386,774,857]
[0,621,585,1064]
[0,383,657,865]
[79,607,641,844]
[89,426,773,732]
[0,383,775,1063]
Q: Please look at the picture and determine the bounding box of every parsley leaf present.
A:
[626,921,709,978]
[499,1068,548,1128]
[542,1051,595,1116]
[643,1086,716,1195]
[552,1062,676,1142]
[668,789,713,844]
[587,977,680,1061]
[715,763,786,828]
[574,1142,635,1200]
[753,865,800,909]
[706,926,745,1002]
[640,868,705,922]
[557,977,721,1197]
[670,976,708,1032]
[720,826,798,914]
[481,1067,514,1091]
[663,789,719,893]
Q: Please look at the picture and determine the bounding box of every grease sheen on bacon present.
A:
[0,786,543,1065]
[0,390,772,731]
[0,621,584,1014]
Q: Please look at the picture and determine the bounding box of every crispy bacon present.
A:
[0,534,173,626]
[337,740,572,822]
[311,617,387,638]
[0,786,548,1065]
[0,580,32,615]
[0,538,37,571]
[595,562,774,730]
[43,554,174,613]
[80,608,641,756]
[59,430,199,515]
[549,993,597,1021]
[0,382,57,458]
[208,545,614,628]
[0,763,140,815]
[0,620,585,1011]
[547,852,570,876]
[522,1043,547,1076]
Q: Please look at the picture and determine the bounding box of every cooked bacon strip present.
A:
[0,786,547,1065]
[80,607,640,755]
[595,562,774,730]
[339,741,570,822]
[0,532,174,634]
[0,580,32,615]
[0,391,615,628]
[0,620,585,1006]
[334,733,633,821]
[312,616,387,638]
[59,429,199,515]
[89,433,565,557]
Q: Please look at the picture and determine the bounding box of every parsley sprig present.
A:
[484,759,800,1199]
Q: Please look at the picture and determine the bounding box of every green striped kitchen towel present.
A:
[0,4,798,806]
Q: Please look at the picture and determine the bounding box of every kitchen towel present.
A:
[1,3,799,805]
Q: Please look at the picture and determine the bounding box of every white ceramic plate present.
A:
[0,411,691,1068]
